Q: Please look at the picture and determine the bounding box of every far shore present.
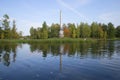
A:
[0,38,119,43]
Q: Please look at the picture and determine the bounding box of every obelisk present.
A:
[59,10,64,38]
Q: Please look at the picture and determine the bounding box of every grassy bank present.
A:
[0,38,119,43]
[0,38,98,43]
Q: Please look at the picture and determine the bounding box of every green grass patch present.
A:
[0,38,102,43]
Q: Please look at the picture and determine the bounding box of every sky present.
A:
[0,0,120,35]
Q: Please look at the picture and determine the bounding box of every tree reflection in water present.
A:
[0,42,21,67]
[0,40,119,67]
[29,41,116,58]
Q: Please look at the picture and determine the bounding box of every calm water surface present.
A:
[0,41,120,80]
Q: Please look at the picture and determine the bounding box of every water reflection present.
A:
[0,43,21,66]
[0,41,119,67]
[29,41,117,58]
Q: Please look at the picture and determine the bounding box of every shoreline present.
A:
[0,38,119,43]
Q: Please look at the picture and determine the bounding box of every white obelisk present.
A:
[59,10,64,38]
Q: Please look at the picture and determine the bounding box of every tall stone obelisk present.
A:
[59,10,64,38]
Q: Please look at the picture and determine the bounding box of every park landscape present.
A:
[0,0,120,80]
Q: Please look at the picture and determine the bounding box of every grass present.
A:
[0,38,119,43]
[0,38,98,43]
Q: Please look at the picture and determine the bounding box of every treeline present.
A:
[30,21,120,39]
[0,14,22,39]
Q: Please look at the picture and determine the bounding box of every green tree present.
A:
[18,31,23,38]
[82,23,91,38]
[50,23,60,38]
[91,22,99,38]
[98,25,104,39]
[68,23,76,38]
[30,27,35,39]
[37,27,41,39]
[102,24,108,40]
[79,22,84,38]
[42,21,48,39]
[116,26,120,37]
[12,20,18,39]
[107,22,115,39]
[0,27,3,39]
[2,14,10,39]
[76,24,80,38]
[0,28,4,39]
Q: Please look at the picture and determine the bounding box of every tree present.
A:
[42,21,48,39]
[2,14,10,39]
[0,27,3,39]
[116,26,120,37]
[18,31,23,38]
[12,20,18,39]
[82,23,91,38]
[2,14,9,30]
[79,22,84,38]
[91,22,99,38]
[37,27,41,39]
[0,27,4,39]
[102,24,108,39]
[76,24,80,38]
[72,29,76,38]
[107,22,115,39]
[63,24,70,37]
[50,23,60,38]
[98,25,104,39]
[30,27,34,39]
[68,23,76,38]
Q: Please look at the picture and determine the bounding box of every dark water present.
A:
[0,41,120,80]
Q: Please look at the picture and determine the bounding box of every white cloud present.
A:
[99,12,120,27]
[56,0,91,21]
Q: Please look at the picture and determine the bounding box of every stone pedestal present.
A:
[59,29,64,38]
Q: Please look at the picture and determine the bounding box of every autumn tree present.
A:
[63,24,70,37]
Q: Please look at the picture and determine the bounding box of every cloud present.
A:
[99,12,120,26]
[77,0,92,6]
[56,0,91,21]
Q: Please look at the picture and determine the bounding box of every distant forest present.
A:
[0,14,120,39]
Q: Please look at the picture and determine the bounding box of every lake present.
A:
[0,40,120,80]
